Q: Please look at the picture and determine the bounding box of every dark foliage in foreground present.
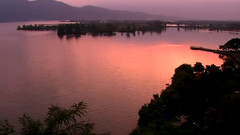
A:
[131,61,240,135]
[0,119,15,135]
[219,38,240,51]
[0,102,94,135]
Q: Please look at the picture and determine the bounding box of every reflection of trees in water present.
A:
[57,30,166,40]
[55,21,166,39]
[17,21,168,40]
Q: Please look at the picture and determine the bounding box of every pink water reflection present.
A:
[0,25,231,135]
[52,35,223,134]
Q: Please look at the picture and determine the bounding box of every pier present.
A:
[190,46,240,65]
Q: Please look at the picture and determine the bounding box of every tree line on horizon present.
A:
[17,21,240,40]
[17,21,166,38]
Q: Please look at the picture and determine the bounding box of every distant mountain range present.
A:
[0,0,180,22]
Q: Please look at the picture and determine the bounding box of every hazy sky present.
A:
[55,0,240,20]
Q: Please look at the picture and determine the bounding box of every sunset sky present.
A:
[55,0,240,20]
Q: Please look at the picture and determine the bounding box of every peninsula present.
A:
[191,38,240,65]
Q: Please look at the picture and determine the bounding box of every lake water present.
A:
[0,21,239,135]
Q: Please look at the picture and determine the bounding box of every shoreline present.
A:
[190,46,240,65]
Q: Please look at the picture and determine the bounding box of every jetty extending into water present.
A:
[190,46,240,65]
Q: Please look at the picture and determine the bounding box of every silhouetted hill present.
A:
[0,0,178,22]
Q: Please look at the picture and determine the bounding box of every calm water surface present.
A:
[0,22,239,135]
